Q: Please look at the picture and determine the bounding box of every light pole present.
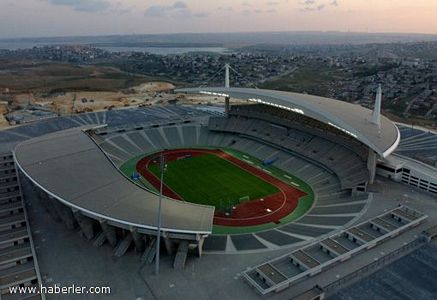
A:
[155,151,165,275]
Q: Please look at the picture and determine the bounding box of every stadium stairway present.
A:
[0,153,44,300]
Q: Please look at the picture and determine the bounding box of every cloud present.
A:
[192,12,208,18]
[144,1,207,18]
[144,5,170,17]
[241,6,279,16]
[217,6,233,12]
[47,0,111,12]
[331,0,339,6]
[172,1,188,9]
[108,1,132,15]
[299,0,328,12]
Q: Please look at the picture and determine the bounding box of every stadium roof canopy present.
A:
[176,87,400,158]
[14,127,214,236]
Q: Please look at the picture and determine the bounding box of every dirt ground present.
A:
[0,114,9,129]
[38,81,176,114]
[131,82,175,93]
[177,94,246,106]
[2,78,177,114]
[0,60,245,129]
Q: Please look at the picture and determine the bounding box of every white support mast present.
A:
[368,84,382,184]
[224,64,230,115]
[371,84,382,129]
[224,63,230,89]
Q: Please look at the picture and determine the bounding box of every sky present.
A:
[1,0,436,38]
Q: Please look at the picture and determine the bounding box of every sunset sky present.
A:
[1,0,436,38]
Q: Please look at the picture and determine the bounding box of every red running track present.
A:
[136,149,306,227]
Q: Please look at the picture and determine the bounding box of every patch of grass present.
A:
[0,60,149,93]
[148,153,279,207]
[260,61,349,97]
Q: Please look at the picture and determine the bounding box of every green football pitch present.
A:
[148,153,279,207]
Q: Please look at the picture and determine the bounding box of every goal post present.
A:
[238,195,250,204]
[218,199,232,215]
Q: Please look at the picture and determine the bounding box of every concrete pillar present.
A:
[114,234,133,257]
[163,236,175,256]
[197,235,206,257]
[100,221,117,247]
[93,231,107,247]
[351,187,359,197]
[142,237,157,264]
[173,241,189,270]
[37,191,61,222]
[367,150,377,184]
[73,210,94,240]
[131,229,145,253]
[225,97,230,116]
[52,199,76,230]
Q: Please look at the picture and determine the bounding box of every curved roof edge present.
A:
[176,87,400,157]
[382,125,401,158]
[13,128,214,235]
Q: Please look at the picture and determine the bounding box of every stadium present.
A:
[1,69,437,299]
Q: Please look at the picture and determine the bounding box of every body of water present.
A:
[98,46,229,54]
[0,41,230,55]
